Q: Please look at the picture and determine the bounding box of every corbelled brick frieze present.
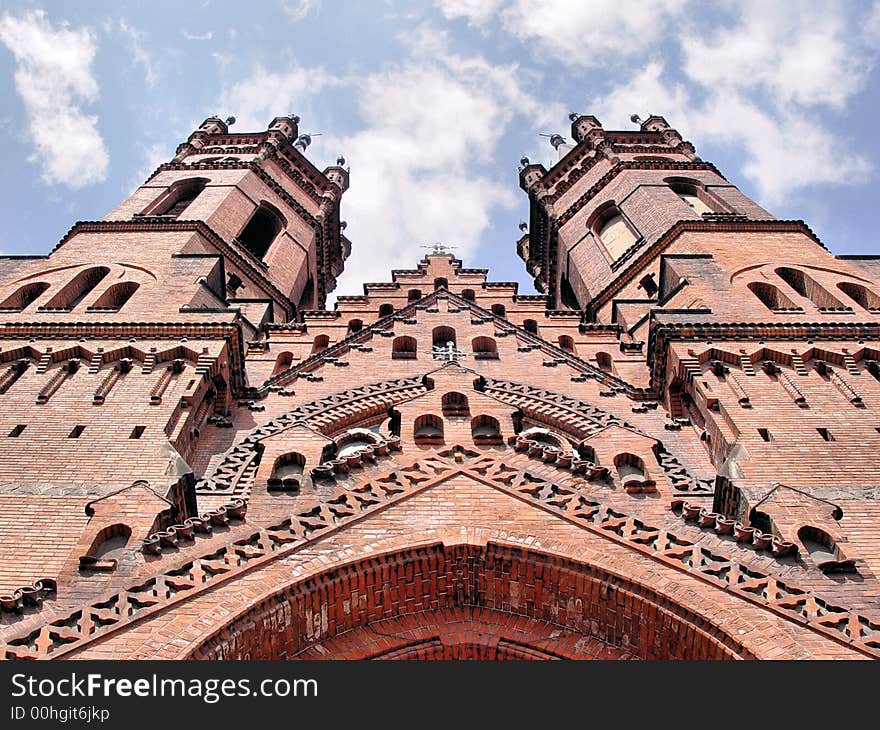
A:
[2,113,879,660]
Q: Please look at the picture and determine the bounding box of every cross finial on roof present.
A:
[421,242,457,255]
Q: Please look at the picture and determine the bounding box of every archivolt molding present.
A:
[2,449,878,659]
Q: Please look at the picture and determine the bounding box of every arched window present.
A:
[432,326,456,356]
[520,428,569,453]
[237,203,286,260]
[461,289,475,301]
[392,336,417,360]
[596,351,613,373]
[42,267,110,310]
[88,281,139,311]
[83,523,132,570]
[336,429,380,458]
[614,453,654,491]
[434,277,448,290]
[491,304,506,317]
[472,336,499,360]
[666,178,716,216]
[379,303,394,318]
[0,281,50,311]
[441,392,470,418]
[776,267,846,310]
[471,415,502,445]
[311,334,329,354]
[558,335,576,354]
[592,206,639,259]
[523,319,538,335]
[837,282,880,312]
[347,319,363,335]
[271,452,305,480]
[272,351,294,376]
[407,289,422,302]
[414,414,444,444]
[143,177,208,218]
[748,282,799,312]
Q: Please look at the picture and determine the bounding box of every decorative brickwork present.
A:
[1,113,879,660]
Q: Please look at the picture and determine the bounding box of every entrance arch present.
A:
[187,542,751,660]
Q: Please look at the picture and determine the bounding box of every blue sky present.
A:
[1,0,879,301]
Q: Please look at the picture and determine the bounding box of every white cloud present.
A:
[328,28,561,293]
[216,64,340,130]
[436,0,505,25]
[435,0,686,65]
[592,62,871,204]
[0,9,108,189]
[111,19,158,88]
[681,0,874,109]
[182,30,214,41]
[126,141,172,195]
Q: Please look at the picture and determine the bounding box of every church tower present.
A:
[2,112,880,662]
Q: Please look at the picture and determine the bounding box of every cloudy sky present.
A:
[1,1,879,300]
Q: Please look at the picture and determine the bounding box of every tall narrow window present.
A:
[776,267,846,310]
[237,203,286,260]
[143,178,208,218]
[748,282,799,312]
[837,282,880,312]
[0,281,50,311]
[88,282,139,311]
[595,209,638,259]
[42,267,110,311]
[558,335,576,354]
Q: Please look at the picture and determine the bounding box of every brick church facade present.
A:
[1,113,879,660]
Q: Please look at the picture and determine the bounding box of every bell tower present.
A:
[103,114,350,319]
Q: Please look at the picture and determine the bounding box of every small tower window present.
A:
[471,415,502,445]
[408,289,422,302]
[237,203,286,260]
[776,267,845,310]
[414,414,444,444]
[379,303,394,318]
[143,178,208,218]
[558,335,576,354]
[837,282,880,312]
[596,351,613,373]
[432,326,456,355]
[434,277,448,290]
[638,274,658,298]
[748,282,799,312]
[491,304,506,317]
[347,319,363,335]
[461,289,475,301]
[523,319,538,335]
[593,207,639,259]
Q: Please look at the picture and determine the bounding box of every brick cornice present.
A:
[0,320,247,391]
[647,320,880,393]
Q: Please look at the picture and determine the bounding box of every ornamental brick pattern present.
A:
[1,114,879,660]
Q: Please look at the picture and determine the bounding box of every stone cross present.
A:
[431,341,470,361]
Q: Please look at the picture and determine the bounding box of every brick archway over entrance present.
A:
[188,542,752,660]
